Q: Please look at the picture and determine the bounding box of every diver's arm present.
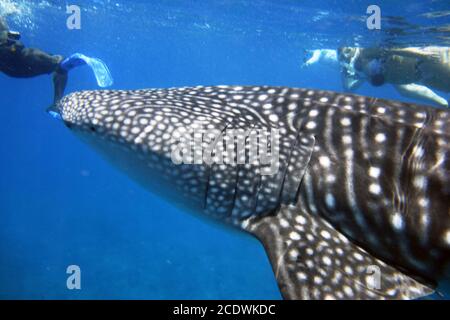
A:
[0,17,20,45]
[394,84,448,107]
[0,30,8,45]
[0,17,9,44]
[343,76,364,91]
[340,66,364,91]
[0,16,9,32]
[302,50,321,67]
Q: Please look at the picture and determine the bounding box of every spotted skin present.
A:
[246,204,433,299]
[57,86,450,299]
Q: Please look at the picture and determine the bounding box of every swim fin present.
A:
[60,53,113,87]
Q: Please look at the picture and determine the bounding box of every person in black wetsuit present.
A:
[0,16,67,103]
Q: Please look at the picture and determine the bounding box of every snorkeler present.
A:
[302,47,449,107]
[0,16,113,105]
[0,16,68,103]
[337,46,450,107]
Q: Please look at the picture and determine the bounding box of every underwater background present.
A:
[0,0,449,299]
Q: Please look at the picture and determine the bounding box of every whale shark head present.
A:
[56,86,293,223]
[57,88,217,216]
[56,86,450,300]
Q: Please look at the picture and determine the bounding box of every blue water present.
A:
[0,0,449,299]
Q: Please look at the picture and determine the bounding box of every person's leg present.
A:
[52,69,68,103]
[19,47,61,76]
[417,59,450,94]
[18,47,68,103]
[394,84,448,107]
[388,47,441,60]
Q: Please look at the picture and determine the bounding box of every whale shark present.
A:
[54,86,450,299]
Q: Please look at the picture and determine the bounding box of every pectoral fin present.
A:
[244,205,434,300]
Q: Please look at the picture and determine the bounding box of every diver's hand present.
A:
[301,62,311,68]
[301,49,317,68]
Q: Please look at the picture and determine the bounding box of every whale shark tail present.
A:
[245,205,434,300]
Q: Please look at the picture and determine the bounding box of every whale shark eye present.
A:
[90,126,96,132]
